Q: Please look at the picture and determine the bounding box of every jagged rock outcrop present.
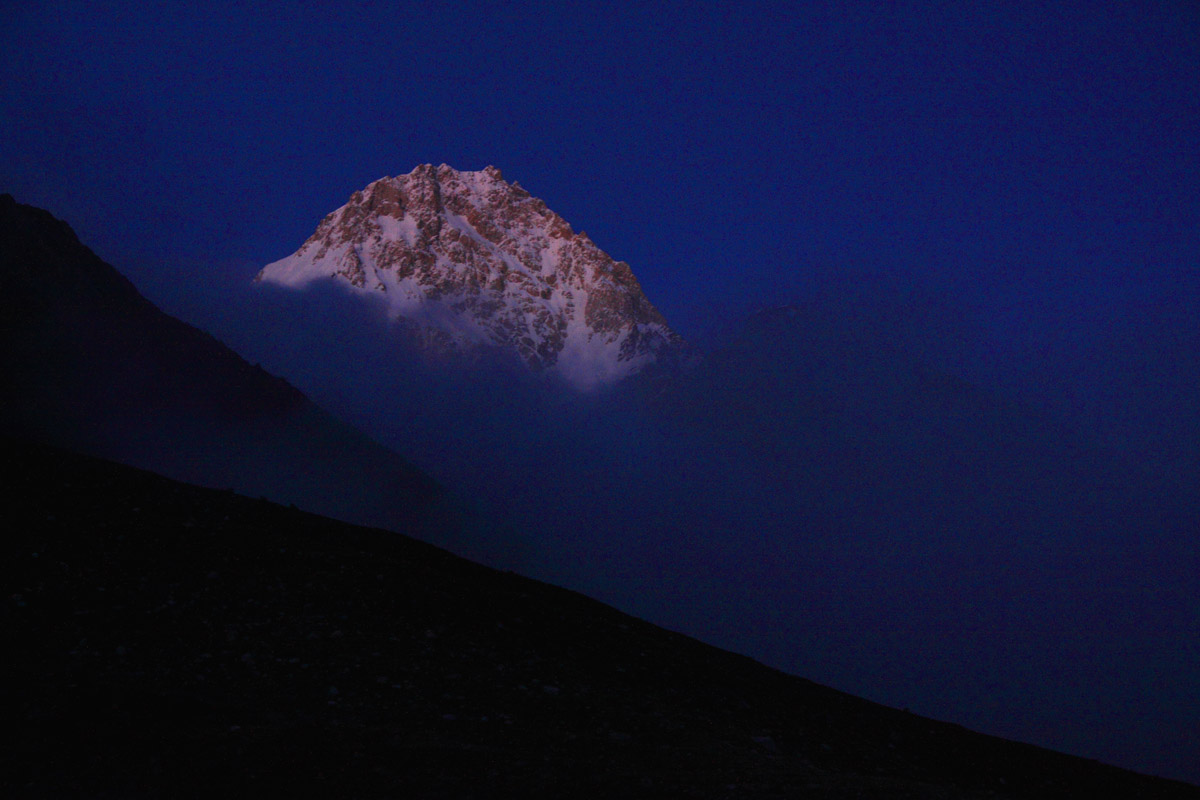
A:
[256,165,685,389]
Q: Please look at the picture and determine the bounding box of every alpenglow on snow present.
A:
[256,164,684,390]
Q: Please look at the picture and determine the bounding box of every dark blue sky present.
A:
[3,2,1195,306]
[5,0,1197,467]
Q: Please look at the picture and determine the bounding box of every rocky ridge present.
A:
[256,165,684,390]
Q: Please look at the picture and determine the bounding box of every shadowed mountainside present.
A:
[6,436,1198,799]
[0,193,506,560]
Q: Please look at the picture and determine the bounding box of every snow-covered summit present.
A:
[256,164,684,390]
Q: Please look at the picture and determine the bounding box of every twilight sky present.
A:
[4,1,1198,465]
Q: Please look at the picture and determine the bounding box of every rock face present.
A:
[256,164,684,390]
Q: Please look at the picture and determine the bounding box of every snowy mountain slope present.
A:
[256,164,685,389]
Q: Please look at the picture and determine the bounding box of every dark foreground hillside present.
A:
[5,437,1197,799]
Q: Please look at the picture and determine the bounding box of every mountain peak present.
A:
[257,166,684,390]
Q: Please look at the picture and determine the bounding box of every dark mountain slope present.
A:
[233,262,1200,780]
[5,436,1197,799]
[0,194,493,556]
